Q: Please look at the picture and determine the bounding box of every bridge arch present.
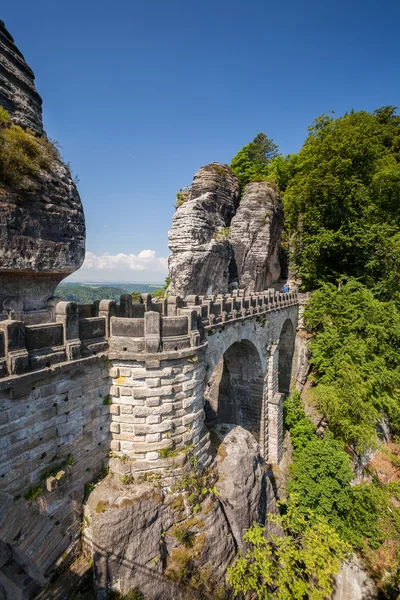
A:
[204,339,264,443]
[277,318,295,394]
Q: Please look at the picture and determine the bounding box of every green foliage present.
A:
[131,291,142,304]
[283,390,315,451]
[284,107,400,295]
[0,106,58,190]
[227,502,350,600]
[151,276,171,300]
[213,226,230,240]
[176,191,187,207]
[121,474,134,485]
[24,485,42,502]
[303,280,400,450]
[57,284,128,303]
[103,396,113,406]
[288,434,354,532]
[159,448,178,459]
[284,393,394,552]
[55,283,159,304]
[231,132,279,188]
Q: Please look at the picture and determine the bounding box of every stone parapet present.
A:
[0,289,298,380]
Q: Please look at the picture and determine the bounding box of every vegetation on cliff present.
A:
[0,106,58,191]
[228,500,349,600]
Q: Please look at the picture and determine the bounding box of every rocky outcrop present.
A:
[0,21,85,312]
[168,163,240,297]
[84,475,236,599]
[332,556,377,600]
[229,181,283,292]
[84,424,275,598]
[214,425,266,551]
[0,21,43,134]
[168,165,284,296]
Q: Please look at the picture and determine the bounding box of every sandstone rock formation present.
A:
[229,181,283,292]
[168,165,283,296]
[0,21,85,312]
[84,423,273,599]
[332,556,377,600]
[0,21,43,134]
[168,163,240,297]
[214,425,265,551]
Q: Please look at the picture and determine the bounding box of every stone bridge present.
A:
[105,288,298,471]
[0,287,299,594]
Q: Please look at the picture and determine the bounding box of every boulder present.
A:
[214,424,266,551]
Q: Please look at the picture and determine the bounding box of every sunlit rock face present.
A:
[168,163,240,297]
[168,165,283,297]
[229,181,283,293]
[0,20,43,134]
[0,20,85,312]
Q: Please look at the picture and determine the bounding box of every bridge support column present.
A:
[265,346,284,464]
[267,393,284,464]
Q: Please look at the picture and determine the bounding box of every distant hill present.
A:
[55,283,163,303]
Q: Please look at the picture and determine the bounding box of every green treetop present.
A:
[231,132,279,188]
[283,107,400,295]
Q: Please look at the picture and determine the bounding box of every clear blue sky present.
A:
[2,1,399,282]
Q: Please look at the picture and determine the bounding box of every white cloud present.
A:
[67,250,168,283]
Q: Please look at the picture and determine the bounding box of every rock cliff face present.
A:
[0,21,85,312]
[229,181,283,292]
[168,163,240,297]
[0,20,43,134]
[84,425,268,599]
[168,164,283,296]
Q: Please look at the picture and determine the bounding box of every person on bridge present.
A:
[283,284,289,293]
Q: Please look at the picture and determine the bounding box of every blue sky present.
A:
[2,1,399,282]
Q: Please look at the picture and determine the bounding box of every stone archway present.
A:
[204,340,264,443]
[278,318,295,394]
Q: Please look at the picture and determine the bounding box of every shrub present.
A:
[0,106,58,190]
[227,502,350,600]
[24,485,42,502]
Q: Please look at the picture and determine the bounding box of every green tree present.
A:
[231,132,279,188]
[288,434,354,531]
[303,279,400,450]
[131,291,142,304]
[227,501,349,600]
[284,107,400,295]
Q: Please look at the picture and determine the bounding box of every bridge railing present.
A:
[0,289,298,378]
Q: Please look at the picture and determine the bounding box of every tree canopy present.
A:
[283,107,400,296]
[230,132,279,188]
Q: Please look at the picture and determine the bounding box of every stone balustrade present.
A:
[0,288,298,379]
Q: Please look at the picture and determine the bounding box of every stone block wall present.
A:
[0,355,110,580]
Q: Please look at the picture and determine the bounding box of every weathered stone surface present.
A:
[168,165,285,296]
[332,556,377,600]
[0,21,85,311]
[0,21,43,134]
[168,163,240,297]
[229,181,283,292]
[84,474,236,599]
[215,424,266,551]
